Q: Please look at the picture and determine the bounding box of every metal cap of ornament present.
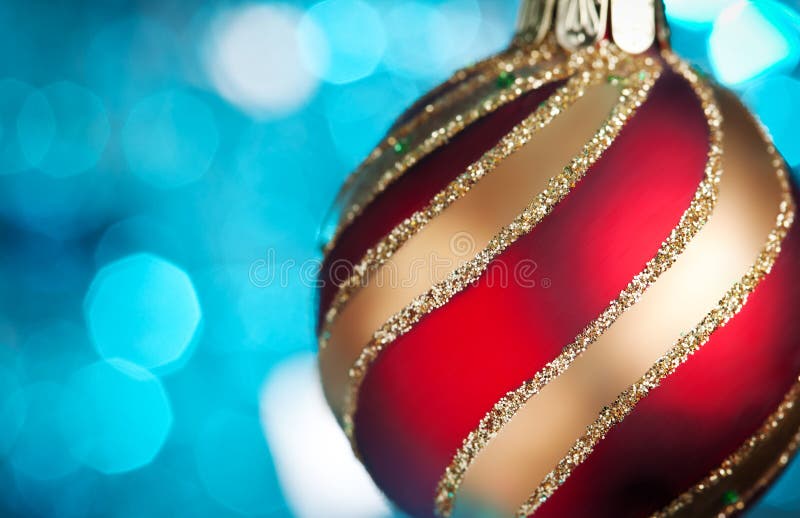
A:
[516,0,670,54]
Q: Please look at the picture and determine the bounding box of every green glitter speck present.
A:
[722,490,740,506]
[496,71,516,89]
[393,138,410,154]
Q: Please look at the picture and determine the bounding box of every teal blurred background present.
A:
[0,0,799,516]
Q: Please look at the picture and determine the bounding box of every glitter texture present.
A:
[321,37,561,258]
[341,44,662,447]
[319,54,576,349]
[513,52,795,517]
[319,45,641,349]
[433,52,722,518]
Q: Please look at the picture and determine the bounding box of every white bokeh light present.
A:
[299,0,387,85]
[709,0,800,86]
[205,3,321,118]
[260,353,393,518]
[382,0,484,81]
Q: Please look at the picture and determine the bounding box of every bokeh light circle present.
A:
[206,3,320,118]
[122,89,219,189]
[9,382,79,481]
[261,354,391,517]
[299,0,386,85]
[665,0,738,28]
[382,0,482,80]
[744,75,800,168]
[709,0,800,86]
[60,359,173,474]
[17,81,110,177]
[383,2,449,79]
[0,79,37,175]
[430,0,483,72]
[85,253,201,371]
[14,89,54,171]
[325,73,419,168]
[195,410,281,516]
[85,16,182,112]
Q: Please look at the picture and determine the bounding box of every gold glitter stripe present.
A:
[433,56,723,518]
[655,378,800,518]
[319,60,585,349]
[513,52,796,518]
[320,48,612,350]
[321,37,561,257]
[342,45,663,446]
[391,35,559,139]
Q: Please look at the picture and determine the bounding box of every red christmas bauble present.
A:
[316,2,800,517]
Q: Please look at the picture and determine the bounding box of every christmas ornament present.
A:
[316,1,800,517]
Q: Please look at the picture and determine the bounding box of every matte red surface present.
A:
[318,81,564,325]
[351,69,710,517]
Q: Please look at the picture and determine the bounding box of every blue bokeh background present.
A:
[0,1,799,516]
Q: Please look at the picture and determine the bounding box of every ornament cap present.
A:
[515,0,670,53]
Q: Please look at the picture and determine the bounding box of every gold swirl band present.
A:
[514,52,795,517]
[434,52,723,518]
[342,45,661,448]
[320,37,561,257]
[319,55,574,349]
